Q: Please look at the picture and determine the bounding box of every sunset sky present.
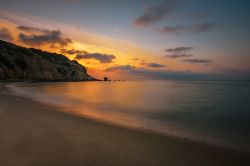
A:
[0,0,249,80]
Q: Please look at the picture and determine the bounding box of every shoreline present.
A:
[3,82,250,153]
[0,86,250,165]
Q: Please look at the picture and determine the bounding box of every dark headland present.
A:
[0,40,97,81]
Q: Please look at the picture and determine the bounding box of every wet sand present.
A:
[0,86,249,166]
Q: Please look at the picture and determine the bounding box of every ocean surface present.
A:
[5,80,250,152]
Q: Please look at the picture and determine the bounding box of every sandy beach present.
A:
[0,85,249,166]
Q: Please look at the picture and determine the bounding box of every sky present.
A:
[0,0,249,80]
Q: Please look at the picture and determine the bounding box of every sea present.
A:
[5,80,250,152]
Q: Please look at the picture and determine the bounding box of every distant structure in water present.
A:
[104,77,110,81]
[103,77,125,81]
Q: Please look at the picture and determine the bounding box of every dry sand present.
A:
[0,86,249,166]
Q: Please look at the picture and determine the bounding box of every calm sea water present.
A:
[6,80,250,152]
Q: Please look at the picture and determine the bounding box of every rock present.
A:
[0,40,95,81]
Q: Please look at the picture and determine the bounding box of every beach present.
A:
[0,85,250,166]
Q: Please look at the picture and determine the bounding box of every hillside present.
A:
[0,40,94,81]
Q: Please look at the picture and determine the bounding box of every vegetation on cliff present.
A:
[0,40,95,81]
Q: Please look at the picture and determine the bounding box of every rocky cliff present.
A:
[0,40,94,81]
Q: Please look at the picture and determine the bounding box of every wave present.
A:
[5,84,72,106]
[4,84,149,128]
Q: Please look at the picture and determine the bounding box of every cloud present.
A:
[165,46,193,59]
[132,58,139,61]
[156,22,215,34]
[105,65,135,72]
[105,64,218,80]
[165,53,192,58]
[156,25,186,33]
[190,22,216,33]
[0,28,13,41]
[210,64,250,75]
[236,19,250,28]
[105,64,250,80]
[165,47,213,64]
[133,1,215,35]
[17,26,47,33]
[133,0,176,27]
[182,58,212,64]
[60,48,88,55]
[75,53,116,63]
[166,47,194,53]
[129,69,204,80]
[17,26,72,46]
[141,62,166,68]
